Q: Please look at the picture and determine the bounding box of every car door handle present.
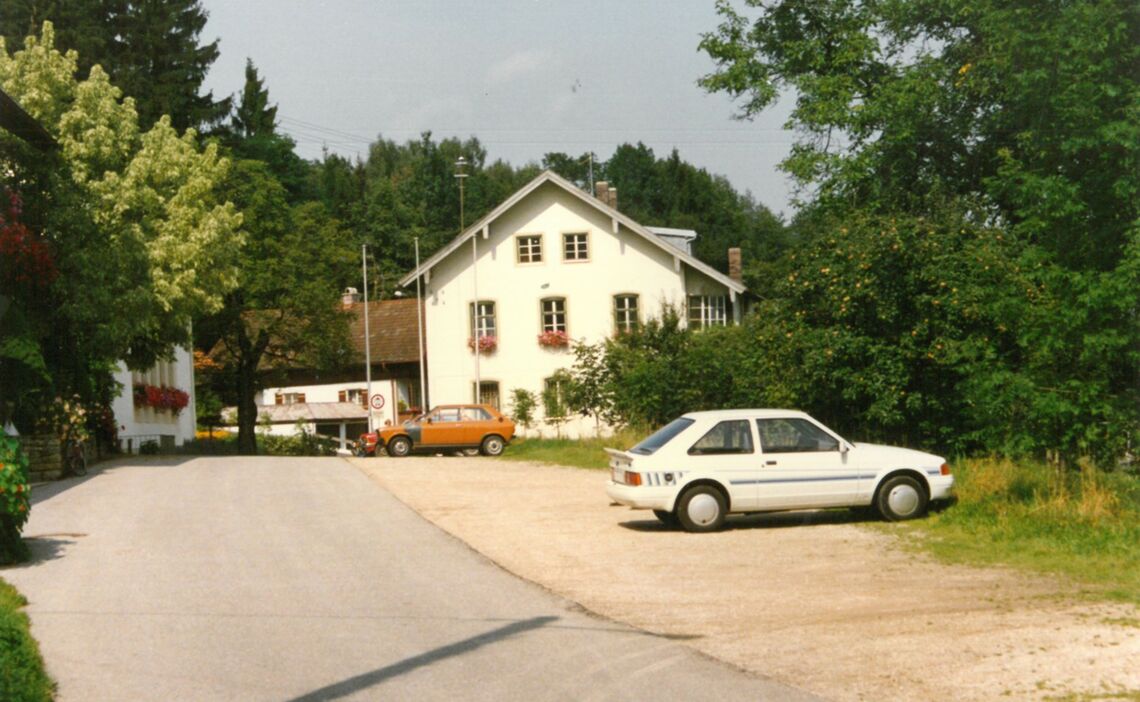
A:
[765,460,778,466]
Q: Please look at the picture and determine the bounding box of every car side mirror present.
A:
[840,443,850,454]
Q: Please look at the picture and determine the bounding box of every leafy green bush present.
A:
[0,579,54,701]
[0,436,31,565]
[257,431,338,456]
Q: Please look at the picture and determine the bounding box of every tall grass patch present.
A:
[0,579,54,701]
[913,458,1140,602]
[502,429,646,470]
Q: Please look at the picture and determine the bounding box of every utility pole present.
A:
[414,237,427,412]
[456,156,479,403]
[361,244,373,433]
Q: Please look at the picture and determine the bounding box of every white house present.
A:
[398,171,747,437]
[111,345,197,451]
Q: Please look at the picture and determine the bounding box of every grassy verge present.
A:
[894,458,1140,603]
[502,430,644,470]
[0,578,54,701]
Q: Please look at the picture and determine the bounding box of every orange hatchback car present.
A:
[356,404,516,458]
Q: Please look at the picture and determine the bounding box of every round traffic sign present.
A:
[370,394,385,410]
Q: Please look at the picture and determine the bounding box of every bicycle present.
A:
[63,434,87,477]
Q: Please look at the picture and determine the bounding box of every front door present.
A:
[753,417,858,509]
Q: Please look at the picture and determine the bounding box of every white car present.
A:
[606,409,955,532]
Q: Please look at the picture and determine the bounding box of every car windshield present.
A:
[629,417,695,455]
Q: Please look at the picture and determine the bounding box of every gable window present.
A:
[541,298,567,333]
[469,300,497,339]
[563,232,589,261]
[516,235,543,264]
[688,295,727,328]
[614,294,639,333]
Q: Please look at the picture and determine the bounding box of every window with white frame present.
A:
[688,295,727,328]
[562,232,588,261]
[541,298,567,333]
[613,294,639,333]
[516,235,543,263]
[469,300,497,339]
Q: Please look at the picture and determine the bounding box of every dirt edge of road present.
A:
[349,456,1139,702]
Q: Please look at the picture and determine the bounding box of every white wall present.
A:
[421,182,735,437]
[111,345,197,449]
[260,378,408,428]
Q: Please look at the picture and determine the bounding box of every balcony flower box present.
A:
[537,330,569,349]
[133,384,190,415]
[467,335,497,354]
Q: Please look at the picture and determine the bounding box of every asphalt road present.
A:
[4,456,820,701]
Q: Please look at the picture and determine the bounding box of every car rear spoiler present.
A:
[604,448,633,463]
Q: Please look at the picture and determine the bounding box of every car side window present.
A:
[436,408,461,423]
[461,407,490,421]
[688,420,754,455]
[756,418,840,453]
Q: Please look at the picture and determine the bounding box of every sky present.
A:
[199,0,798,217]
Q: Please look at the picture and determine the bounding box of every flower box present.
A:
[537,330,570,348]
[467,335,497,354]
[132,384,190,415]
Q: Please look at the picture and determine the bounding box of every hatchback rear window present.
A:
[629,417,695,455]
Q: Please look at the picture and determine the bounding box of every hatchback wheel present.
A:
[387,436,411,458]
[480,435,505,456]
[676,485,727,533]
[876,475,928,521]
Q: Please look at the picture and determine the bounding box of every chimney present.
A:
[595,181,609,205]
[341,287,361,308]
[609,186,617,211]
[727,248,742,283]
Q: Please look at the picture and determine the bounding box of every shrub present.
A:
[0,579,54,701]
[0,436,31,565]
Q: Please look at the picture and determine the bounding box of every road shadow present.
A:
[285,615,559,702]
[30,455,199,506]
[0,534,76,570]
[619,508,879,533]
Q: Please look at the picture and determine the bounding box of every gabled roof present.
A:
[397,170,746,294]
[345,298,422,364]
[209,298,422,370]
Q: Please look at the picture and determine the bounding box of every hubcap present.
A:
[486,439,501,453]
[888,484,920,516]
[687,493,721,526]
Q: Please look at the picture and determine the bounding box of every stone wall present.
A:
[20,435,63,482]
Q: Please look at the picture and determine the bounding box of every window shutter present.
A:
[275,393,283,405]
[338,390,346,402]
[297,393,306,403]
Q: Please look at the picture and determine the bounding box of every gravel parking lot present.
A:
[349,455,1139,702]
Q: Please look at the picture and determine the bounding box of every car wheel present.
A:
[453,448,480,457]
[676,485,727,533]
[876,475,928,521]
[387,436,411,458]
[480,435,505,456]
[653,509,679,528]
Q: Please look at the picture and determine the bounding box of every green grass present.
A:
[895,458,1140,603]
[502,429,644,470]
[0,578,54,702]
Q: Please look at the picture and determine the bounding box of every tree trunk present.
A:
[234,326,269,455]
